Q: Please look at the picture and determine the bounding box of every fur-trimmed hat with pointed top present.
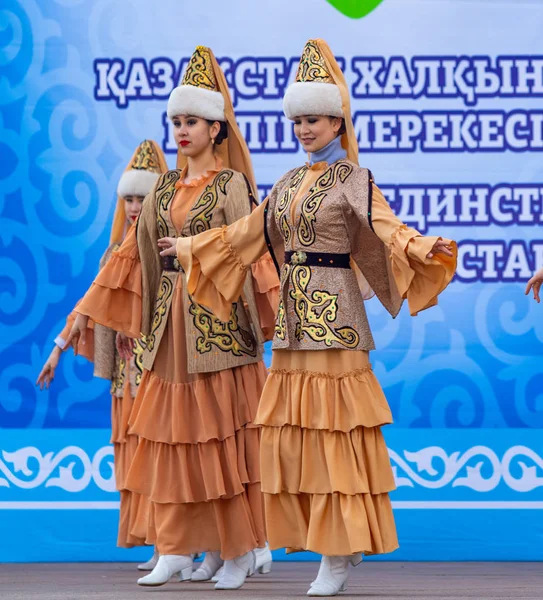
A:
[284,39,359,164]
[167,45,257,195]
[283,39,343,120]
[112,140,167,243]
[116,139,164,198]
[167,46,225,122]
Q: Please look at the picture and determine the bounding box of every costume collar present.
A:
[175,157,223,189]
[308,136,346,166]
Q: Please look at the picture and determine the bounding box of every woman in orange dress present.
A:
[37,140,167,558]
[165,39,457,597]
[65,46,277,590]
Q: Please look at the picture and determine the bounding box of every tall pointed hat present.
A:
[111,140,168,243]
[167,46,257,194]
[283,39,358,163]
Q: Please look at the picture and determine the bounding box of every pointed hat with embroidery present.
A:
[167,46,225,121]
[168,46,257,194]
[112,140,168,243]
[283,39,358,162]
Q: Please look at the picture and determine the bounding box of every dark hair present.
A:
[207,120,228,146]
[329,116,346,136]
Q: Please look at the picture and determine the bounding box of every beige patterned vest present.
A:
[265,160,402,352]
[139,169,264,374]
[109,338,146,398]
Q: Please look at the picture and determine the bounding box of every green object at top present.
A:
[326,0,384,19]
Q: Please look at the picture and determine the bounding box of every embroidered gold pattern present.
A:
[276,166,307,247]
[111,334,146,393]
[289,265,359,348]
[130,140,161,173]
[182,46,217,90]
[147,275,174,352]
[139,172,179,361]
[296,40,333,83]
[189,171,233,235]
[298,161,353,246]
[275,298,286,340]
[189,300,257,357]
[110,357,126,395]
[274,264,290,340]
[132,337,146,386]
[156,171,181,239]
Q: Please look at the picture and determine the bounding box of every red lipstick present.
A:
[180,140,189,147]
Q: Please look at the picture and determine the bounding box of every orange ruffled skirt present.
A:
[124,276,268,559]
[255,349,399,556]
[111,382,152,548]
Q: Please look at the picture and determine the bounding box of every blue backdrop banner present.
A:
[2,0,543,561]
[2,428,542,562]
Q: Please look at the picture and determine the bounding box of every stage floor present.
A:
[1,562,541,600]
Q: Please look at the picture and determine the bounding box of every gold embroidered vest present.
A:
[265,160,402,352]
[139,169,264,374]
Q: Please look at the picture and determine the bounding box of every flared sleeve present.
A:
[76,225,142,338]
[55,307,95,359]
[224,176,279,340]
[370,183,457,315]
[177,199,269,323]
[220,174,279,338]
[250,253,279,339]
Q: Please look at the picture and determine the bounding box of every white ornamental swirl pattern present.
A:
[2,444,541,496]
[0,445,115,492]
[389,445,543,493]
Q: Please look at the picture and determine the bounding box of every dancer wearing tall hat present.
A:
[164,39,457,596]
[37,140,168,562]
[65,46,277,590]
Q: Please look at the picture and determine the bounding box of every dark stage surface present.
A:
[1,562,541,599]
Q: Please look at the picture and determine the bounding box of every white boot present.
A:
[307,555,350,597]
[350,553,363,567]
[137,547,159,571]
[214,543,272,581]
[253,543,273,575]
[137,554,193,586]
[214,551,255,590]
[309,553,363,585]
[191,551,223,582]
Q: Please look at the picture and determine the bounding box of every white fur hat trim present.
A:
[117,169,160,198]
[167,85,225,121]
[283,81,343,120]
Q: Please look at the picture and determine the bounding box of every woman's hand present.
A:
[525,267,543,303]
[427,239,454,259]
[63,313,89,354]
[36,346,62,390]
[158,237,177,257]
[116,332,134,360]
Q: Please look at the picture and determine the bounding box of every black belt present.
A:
[161,255,183,272]
[284,251,351,269]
